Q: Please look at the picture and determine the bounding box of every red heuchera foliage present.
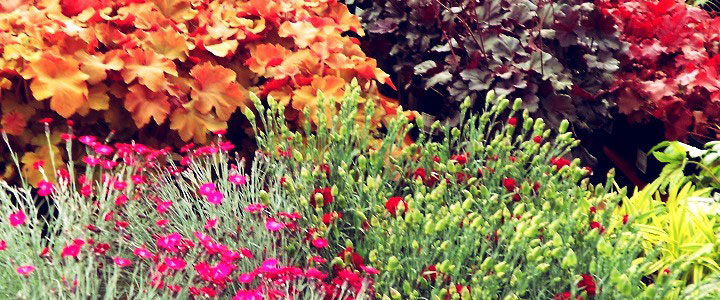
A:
[605,0,720,140]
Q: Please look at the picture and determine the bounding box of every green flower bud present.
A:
[512,98,522,111]
[390,288,401,299]
[440,241,450,250]
[330,257,345,268]
[387,256,399,271]
[369,250,377,263]
[561,249,577,268]
[259,190,270,205]
[292,149,304,161]
[451,127,461,138]
[497,98,510,112]
[494,261,509,275]
[485,90,496,103]
[559,119,569,134]
[536,263,550,273]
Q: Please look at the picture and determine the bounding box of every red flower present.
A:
[578,274,597,296]
[533,135,542,143]
[413,167,427,181]
[322,212,341,225]
[590,221,605,234]
[385,196,408,216]
[508,117,517,126]
[554,291,584,300]
[452,153,468,164]
[310,187,333,207]
[502,178,516,192]
[319,164,331,178]
[623,214,629,225]
[550,157,571,169]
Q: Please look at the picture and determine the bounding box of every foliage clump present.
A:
[0,0,397,185]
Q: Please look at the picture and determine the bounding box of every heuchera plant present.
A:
[0,0,398,185]
[605,0,720,141]
[348,0,625,142]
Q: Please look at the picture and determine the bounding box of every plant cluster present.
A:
[347,0,624,140]
[0,116,376,299]
[0,0,397,185]
[604,0,720,141]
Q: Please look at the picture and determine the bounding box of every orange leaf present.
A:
[77,83,110,116]
[204,40,239,58]
[278,21,318,49]
[26,52,90,118]
[151,0,196,22]
[121,48,178,92]
[144,27,190,61]
[1,110,27,135]
[75,49,124,84]
[124,84,171,127]
[188,62,247,121]
[246,43,292,76]
[170,108,226,143]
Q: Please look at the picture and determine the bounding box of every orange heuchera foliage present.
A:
[0,0,398,183]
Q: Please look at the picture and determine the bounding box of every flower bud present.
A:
[259,190,270,205]
[536,263,550,273]
[512,98,522,111]
[293,149,303,161]
[485,90,495,103]
[561,249,577,268]
[559,119,569,134]
[387,256,399,271]
[390,288,401,299]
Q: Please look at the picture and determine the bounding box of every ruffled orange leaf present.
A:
[124,84,171,127]
[121,48,178,92]
[204,40,239,57]
[151,0,196,22]
[291,75,345,124]
[21,144,62,186]
[170,108,226,143]
[26,52,90,118]
[246,43,293,76]
[188,62,247,121]
[145,27,190,61]
[77,83,110,116]
[75,49,124,84]
[1,110,26,135]
[278,21,318,49]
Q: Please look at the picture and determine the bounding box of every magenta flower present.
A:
[259,259,279,273]
[165,257,187,270]
[229,174,247,185]
[204,218,218,230]
[233,289,263,300]
[113,181,127,190]
[312,238,329,249]
[305,268,328,280]
[94,144,113,156]
[207,191,224,204]
[9,210,26,227]
[133,246,154,260]
[37,180,53,197]
[16,265,35,276]
[156,201,172,214]
[61,244,81,258]
[244,203,266,213]
[198,183,217,196]
[265,218,284,231]
[157,232,183,252]
[113,257,132,268]
[237,272,256,283]
[0,240,5,251]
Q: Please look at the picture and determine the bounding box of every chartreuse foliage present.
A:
[0,0,399,185]
[614,140,720,298]
[246,81,681,299]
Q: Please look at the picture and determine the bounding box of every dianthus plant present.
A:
[243,80,683,299]
[0,111,374,297]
